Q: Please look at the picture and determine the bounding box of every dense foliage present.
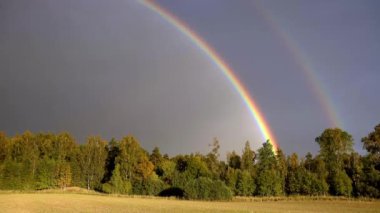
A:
[0,124,379,200]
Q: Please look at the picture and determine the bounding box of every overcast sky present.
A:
[1,0,379,157]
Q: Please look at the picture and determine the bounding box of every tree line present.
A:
[0,124,379,200]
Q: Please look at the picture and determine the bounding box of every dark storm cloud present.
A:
[158,0,380,154]
[0,0,262,156]
[1,0,379,157]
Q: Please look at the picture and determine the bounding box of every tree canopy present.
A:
[0,124,379,199]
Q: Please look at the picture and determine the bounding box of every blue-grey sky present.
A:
[0,0,379,157]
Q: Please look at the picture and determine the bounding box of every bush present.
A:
[0,160,30,190]
[184,177,232,200]
[101,180,131,194]
[132,174,167,195]
[101,183,113,194]
[211,179,233,200]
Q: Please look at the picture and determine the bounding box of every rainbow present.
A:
[252,1,341,128]
[139,0,279,151]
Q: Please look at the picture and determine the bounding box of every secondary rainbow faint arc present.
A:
[252,1,341,128]
[139,0,279,151]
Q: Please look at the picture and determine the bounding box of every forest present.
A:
[0,124,379,201]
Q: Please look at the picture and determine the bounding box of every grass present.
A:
[0,191,379,213]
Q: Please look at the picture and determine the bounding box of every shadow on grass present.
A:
[158,187,184,198]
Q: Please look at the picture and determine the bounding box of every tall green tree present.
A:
[362,124,380,162]
[311,156,329,195]
[116,136,154,194]
[158,159,176,185]
[7,131,39,188]
[53,132,77,162]
[116,136,152,181]
[255,140,282,196]
[80,136,108,190]
[236,170,255,196]
[102,163,132,194]
[241,141,255,171]
[343,152,363,196]
[300,157,329,195]
[150,146,163,168]
[316,128,353,196]
[172,154,210,189]
[221,165,239,194]
[205,138,222,180]
[276,149,287,195]
[286,153,301,194]
[35,157,56,189]
[359,124,380,197]
[316,128,354,169]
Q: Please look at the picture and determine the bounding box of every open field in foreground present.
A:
[0,193,379,213]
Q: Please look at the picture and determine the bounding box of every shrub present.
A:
[184,177,232,200]
[133,173,167,195]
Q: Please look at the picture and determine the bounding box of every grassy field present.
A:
[0,192,379,213]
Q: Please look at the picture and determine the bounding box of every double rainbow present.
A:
[139,0,279,151]
[252,1,341,128]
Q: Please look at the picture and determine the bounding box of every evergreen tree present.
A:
[150,146,163,169]
[221,166,239,194]
[241,141,255,171]
[236,170,255,196]
[276,149,287,195]
[255,141,282,196]
[286,153,301,194]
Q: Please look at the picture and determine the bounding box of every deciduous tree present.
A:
[80,136,107,190]
[316,128,353,195]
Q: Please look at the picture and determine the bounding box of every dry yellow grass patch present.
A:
[0,193,379,213]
